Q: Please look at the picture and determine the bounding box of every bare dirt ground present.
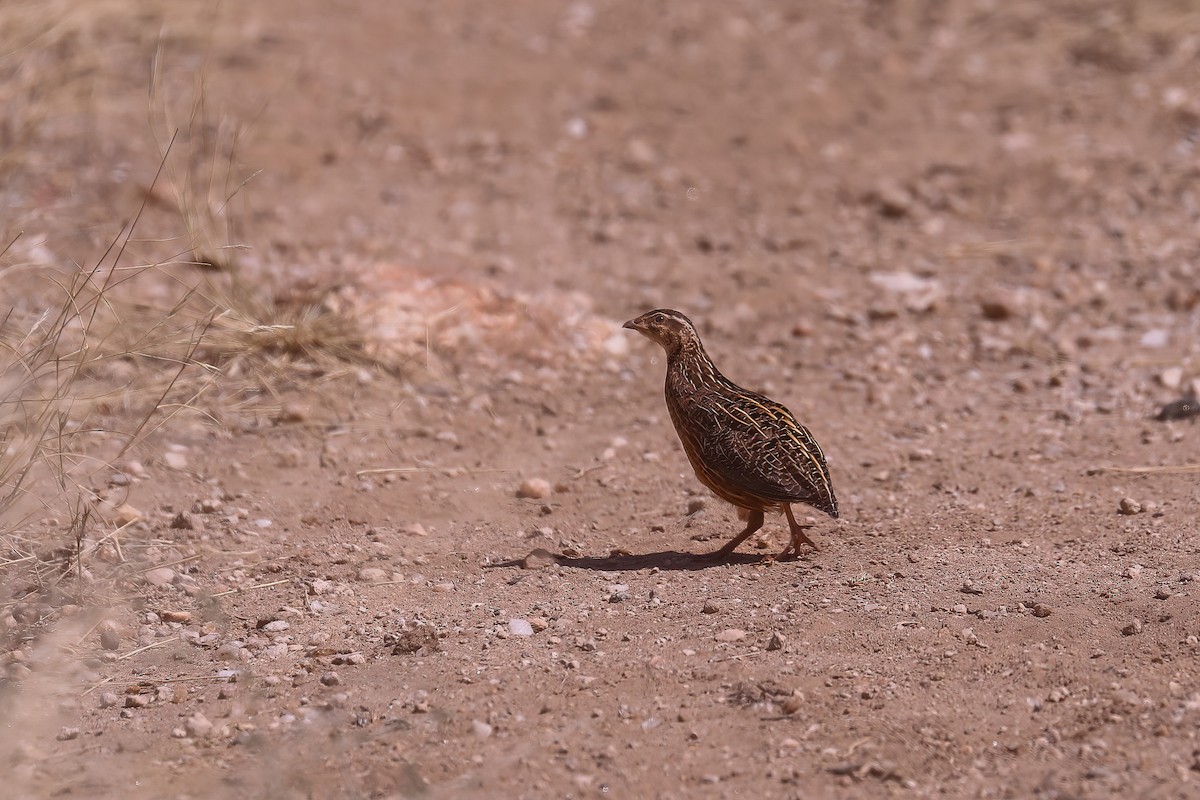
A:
[4,1,1200,798]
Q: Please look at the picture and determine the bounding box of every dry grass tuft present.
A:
[0,6,397,796]
[141,35,388,396]
[198,287,373,377]
[0,257,204,531]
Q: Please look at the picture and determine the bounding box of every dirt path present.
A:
[4,2,1200,798]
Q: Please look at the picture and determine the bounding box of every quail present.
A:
[624,309,838,560]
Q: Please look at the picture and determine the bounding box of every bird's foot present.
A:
[777,536,818,562]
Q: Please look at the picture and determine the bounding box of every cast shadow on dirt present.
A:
[489,550,797,572]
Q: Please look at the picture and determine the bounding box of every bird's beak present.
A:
[622,318,639,331]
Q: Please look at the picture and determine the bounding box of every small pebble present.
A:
[320,671,342,686]
[979,295,1015,321]
[162,451,189,470]
[160,611,192,624]
[472,720,493,739]
[114,504,143,526]
[626,138,657,168]
[157,685,179,704]
[276,403,310,423]
[99,629,121,651]
[215,642,244,661]
[714,628,746,643]
[1121,619,1143,636]
[870,181,914,218]
[1118,498,1143,516]
[1140,329,1169,348]
[516,478,552,499]
[170,512,193,530]
[766,631,785,651]
[686,498,707,515]
[701,600,720,614]
[1160,367,1184,389]
[144,567,177,587]
[780,693,804,715]
[508,619,535,637]
[1032,603,1052,618]
[195,498,221,514]
[124,694,151,708]
[564,117,588,138]
[56,727,80,741]
[99,692,120,708]
[357,567,388,583]
[185,712,214,738]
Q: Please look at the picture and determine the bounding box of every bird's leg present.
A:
[708,508,764,560]
[780,504,818,561]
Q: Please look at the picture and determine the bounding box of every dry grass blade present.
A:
[0,264,107,521]
[943,239,1038,260]
[1094,463,1200,475]
[210,578,291,598]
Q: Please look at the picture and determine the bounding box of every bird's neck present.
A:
[667,339,720,393]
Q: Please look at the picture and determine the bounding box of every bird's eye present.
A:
[653,313,666,323]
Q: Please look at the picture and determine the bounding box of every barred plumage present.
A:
[624,308,838,560]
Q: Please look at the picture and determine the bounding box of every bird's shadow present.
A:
[560,550,769,572]
[489,549,796,573]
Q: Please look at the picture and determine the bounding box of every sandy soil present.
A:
[4,1,1200,798]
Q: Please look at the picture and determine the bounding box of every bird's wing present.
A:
[698,395,837,514]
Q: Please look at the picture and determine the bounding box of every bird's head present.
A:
[623,308,701,355]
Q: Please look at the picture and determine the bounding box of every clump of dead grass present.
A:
[0,7,394,795]
[0,2,391,669]
[141,37,385,397]
[197,287,373,380]
[0,250,204,537]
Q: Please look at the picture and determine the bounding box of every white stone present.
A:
[516,478,552,499]
[144,568,176,587]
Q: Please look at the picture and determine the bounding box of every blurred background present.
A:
[5,0,1198,324]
